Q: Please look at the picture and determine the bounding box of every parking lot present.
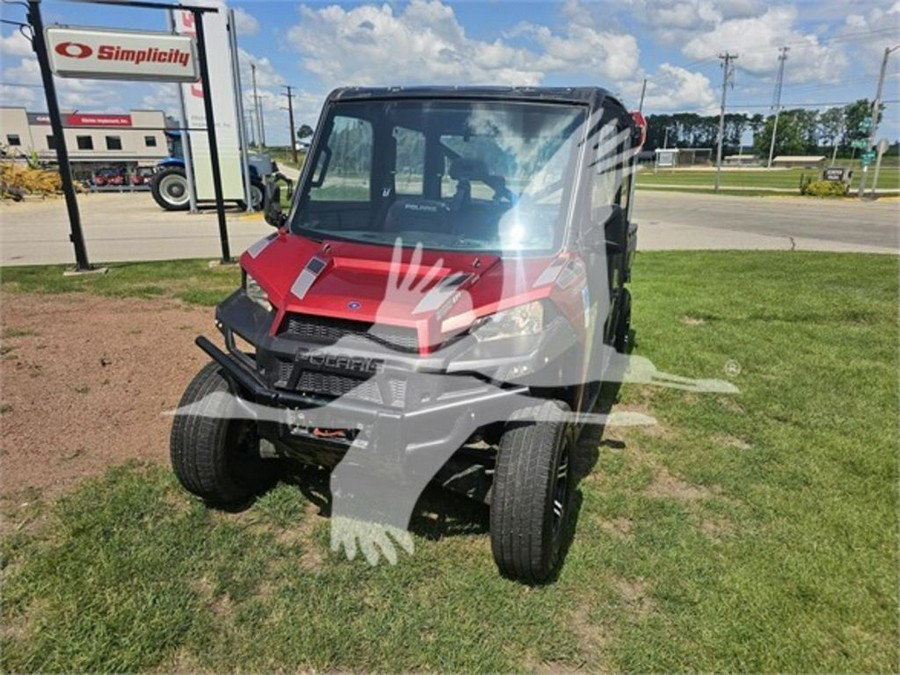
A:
[0,190,895,267]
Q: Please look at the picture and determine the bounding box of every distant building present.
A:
[772,155,826,169]
[0,107,168,178]
[724,154,759,167]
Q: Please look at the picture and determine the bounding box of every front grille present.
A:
[274,358,406,407]
[280,314,419,353]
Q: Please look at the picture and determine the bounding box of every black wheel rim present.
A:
[551,448,569,537]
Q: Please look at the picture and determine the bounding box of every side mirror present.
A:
[264,180,285,228]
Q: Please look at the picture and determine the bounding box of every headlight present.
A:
[243,271,272,311]
[470,301,543,342]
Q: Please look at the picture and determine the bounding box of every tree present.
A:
[753,112,805,157]
[297,124,314,140]
[818,107,845,159]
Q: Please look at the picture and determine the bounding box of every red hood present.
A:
[241,233,571,353]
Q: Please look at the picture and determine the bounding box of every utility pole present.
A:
[283,85,297,165]
[859,45,899,198]
[767,46,789,169]
[714,52,738,192]
[250,63,265,148]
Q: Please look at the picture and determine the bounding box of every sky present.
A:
[1,0,898,145]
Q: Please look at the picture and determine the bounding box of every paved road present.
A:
[0,189,896,266]
[634,191,898,254]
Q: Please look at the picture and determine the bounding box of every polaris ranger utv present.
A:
[171,86,642,583]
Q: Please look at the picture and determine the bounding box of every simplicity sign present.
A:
[46,27,198,82]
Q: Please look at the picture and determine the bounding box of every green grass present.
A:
[636,162,900,194]
[1,251,898,672]
[0,259,241,307]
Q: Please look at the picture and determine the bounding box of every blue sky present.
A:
[1,0,898,144]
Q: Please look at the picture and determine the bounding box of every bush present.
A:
[799,178,848,198]
[1,161,62,201]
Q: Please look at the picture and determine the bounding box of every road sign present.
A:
[858,117,873,133]
[861,151,876,166]
[851,139,869,150]
[46,27,198,82]
[877,138,890,154]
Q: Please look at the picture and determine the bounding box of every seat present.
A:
[382,197,451,234]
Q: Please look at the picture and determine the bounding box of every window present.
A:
[6,134,21,146]
[144,135,157,147]
[76,136,93,150]
[308,115,373,203]
[393,126,425,196]
[46,135,56,150]
[105,135,122,151]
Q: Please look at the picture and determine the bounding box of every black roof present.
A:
[327,86,625,112]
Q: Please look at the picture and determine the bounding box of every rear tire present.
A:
[151,167,190,211]
[490,400,573,584]
[170,362,277,504]
[238,179,265,211]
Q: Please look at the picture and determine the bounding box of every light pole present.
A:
[858,44,899,198]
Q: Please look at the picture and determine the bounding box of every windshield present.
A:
[291,99,586,253]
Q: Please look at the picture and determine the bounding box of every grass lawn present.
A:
[1,252,898,672]
[636,161,900,195]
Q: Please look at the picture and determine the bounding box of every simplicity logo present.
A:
[54,42,191,68]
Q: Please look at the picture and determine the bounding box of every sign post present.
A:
[32,0,235,266]
[27,0,93,272]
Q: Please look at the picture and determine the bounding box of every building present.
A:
[724,154,759,167]
[0,107,169,182]
[772,155,826,169]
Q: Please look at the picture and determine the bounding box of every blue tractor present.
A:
[151,130,268,211]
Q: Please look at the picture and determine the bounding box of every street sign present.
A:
[823,168,850,182]
[46,27,198,82]
[850,139,868,149]
[858,117,873,133]
[861,151,876,166]
[877,138,890,154]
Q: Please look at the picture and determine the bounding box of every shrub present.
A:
[799,178,848,198]
[1,161,63,201]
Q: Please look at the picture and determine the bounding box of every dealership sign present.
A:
[45,27,198,82]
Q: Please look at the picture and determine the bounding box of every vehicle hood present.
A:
[241,233,571,352]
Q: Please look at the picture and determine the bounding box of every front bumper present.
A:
[199,290,577,460]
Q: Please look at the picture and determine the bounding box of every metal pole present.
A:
[228,8,253,213]
[870,140,888,197]
[859,46,898,198]
[637,77,647,113]
[251,63,265,147]
[193,9,231,263]
[714,52,737,193]
[27,0,92,271]
[767,47,789,169]
[284,85,297,165]
[168,9,198,213]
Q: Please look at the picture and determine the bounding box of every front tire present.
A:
[490,400,574,584]
[170,362,277,504]
[151,167,191,211]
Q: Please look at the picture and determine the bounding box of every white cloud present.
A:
[0,84,35,108]
[638,63,718,114]
[626,0,763,43]
[681,6,848,84]
[0,30,33,57]
[2,55,122,110]
[286,0,640,89]
[232,6,260,37]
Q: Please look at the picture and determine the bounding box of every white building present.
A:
[0,107,169,178]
